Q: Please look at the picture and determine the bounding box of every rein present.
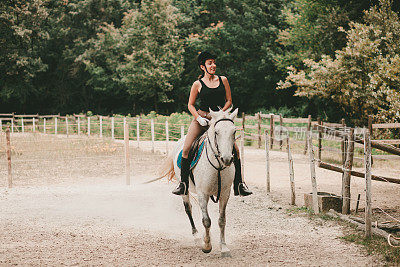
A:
[205,118,234,203]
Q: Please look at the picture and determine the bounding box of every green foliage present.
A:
[274,0,384,121]
[279,0,400,125]
[77,0,185,114]
[1,0,399,124]
[0,0,49,107]
[275,0,379,72]
[184,0,286,112]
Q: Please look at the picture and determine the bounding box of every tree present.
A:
[0,0,49,111]
[78,0,185,113]
[39,0,135,114]
[278,0,400,125]
[275,0,382,72]
[184,0,286,112]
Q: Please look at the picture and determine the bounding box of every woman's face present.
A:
[202,59,216,75]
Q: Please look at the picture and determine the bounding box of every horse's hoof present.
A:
[193,232,201,246]
[202,246,212,253]
[221,250,231,258]
[221,244,231,257]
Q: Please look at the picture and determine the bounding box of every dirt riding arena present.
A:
[1,133,395,265]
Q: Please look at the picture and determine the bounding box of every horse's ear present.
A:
[209,108,217,119]
[229,108,239,120]
[225,106,233,113]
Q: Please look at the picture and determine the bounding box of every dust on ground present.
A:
[0,134,391,265]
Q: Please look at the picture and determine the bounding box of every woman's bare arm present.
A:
[188,81,201,118]
[221,76,232,111]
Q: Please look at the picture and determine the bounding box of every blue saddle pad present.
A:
[177,140,206,170]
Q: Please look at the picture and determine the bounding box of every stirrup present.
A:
[234,182,252,196]
[172,182,188,195]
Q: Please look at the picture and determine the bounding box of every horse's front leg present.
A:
[182,195,201,245]
[219,195,231,257]
[198,193,212,253]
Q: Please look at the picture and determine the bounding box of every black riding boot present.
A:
[172,157,190,195]
[233,154,252,196]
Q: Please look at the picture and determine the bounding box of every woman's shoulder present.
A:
[192,80,202,87]
[192,80,202,92]
[219,75,228,82]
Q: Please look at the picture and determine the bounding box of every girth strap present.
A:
[210,169,222,203]
[205,137,224,203]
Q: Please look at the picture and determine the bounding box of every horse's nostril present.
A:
[222,156,233,165]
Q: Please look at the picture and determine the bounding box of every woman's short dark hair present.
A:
[197,51,216,67]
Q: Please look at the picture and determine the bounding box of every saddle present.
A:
[177,133,207,171]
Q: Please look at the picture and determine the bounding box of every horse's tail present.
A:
[159,154,176,182]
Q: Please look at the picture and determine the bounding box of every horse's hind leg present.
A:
[219,195,231,257]
[182,195,200,245]
[198,193,212,253]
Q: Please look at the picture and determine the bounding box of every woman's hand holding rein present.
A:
[196,116,210,127]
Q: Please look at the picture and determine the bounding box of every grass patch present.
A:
[285,206,338,221]
[341,233,400,264]
[286,207,400,264]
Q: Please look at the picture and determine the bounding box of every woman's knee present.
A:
[182,148,190,159]
[233,143,240,159]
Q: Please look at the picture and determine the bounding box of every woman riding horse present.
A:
[172,51,252,197]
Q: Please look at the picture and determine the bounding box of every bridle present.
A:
[205,117,235,203]
[207,118,235,160]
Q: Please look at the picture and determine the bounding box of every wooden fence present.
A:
[2,112,400,239]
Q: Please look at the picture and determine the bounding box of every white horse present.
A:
[161,107,238,257]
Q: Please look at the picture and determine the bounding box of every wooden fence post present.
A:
[368,115,373,166]
[21,117,24,133]
[364,128,372,238]
[368,116,373,139]
[242,112,246,134]
[123,117,126,133]
[66,117,69,136]
[279,114,283,150]
[341,118,346,165]
[87,117,91,136]
[124,121,131,186]
[44,118,46,134]
[77,117,80,135]
[100,116,103,138]
[342,128,354,214]
[6,127,12,188]
[241,129,245,181]
[181,126,184,139]
[55,116,58,135]
[136,117,140,147]
[11,117,14,133]
[257,112,261,148]
[317,117,322,160]
[32,117,35,132]
[308,131,319,214]
[270,114,274,149]
[265,130,270,193]
[110,117,114,139]
[304,115,312,155]
[287,136,295,205]
[165,120,169,154]
[151,119,155,153]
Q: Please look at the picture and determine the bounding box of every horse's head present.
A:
[208,107,239,166]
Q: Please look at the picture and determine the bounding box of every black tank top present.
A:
[198,76,226,111]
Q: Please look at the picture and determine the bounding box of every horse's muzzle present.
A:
[221,155,234,166]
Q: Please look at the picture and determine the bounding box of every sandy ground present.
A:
[0,135,395,265]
